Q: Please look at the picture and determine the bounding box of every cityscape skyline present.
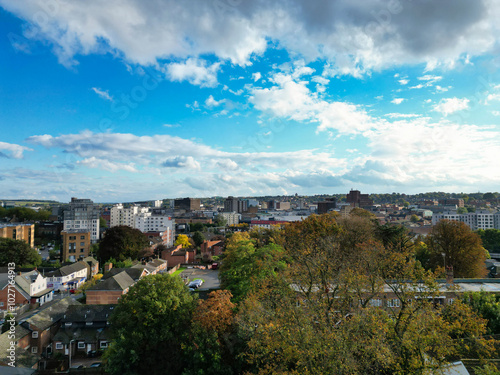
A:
[1,1,500,202]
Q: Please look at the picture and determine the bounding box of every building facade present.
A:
[432,210,500,230]
[63,198,100,243]
[61,229,91,262]
[0,223,35,247]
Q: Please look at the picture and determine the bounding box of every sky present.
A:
[0,0,500,203]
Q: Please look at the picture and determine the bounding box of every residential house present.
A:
[82,257,99,278]
[161,245,195,267]
[0,324,38,369]
[52,304,114,356]
[18,297,80,360]
[0,270,54,313]
[200,240,224,257]
[86,271,136,305]
[45,262,88,291]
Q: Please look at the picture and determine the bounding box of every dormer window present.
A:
[32,331,39,338]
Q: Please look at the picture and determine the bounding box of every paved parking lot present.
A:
[179,268,220,291]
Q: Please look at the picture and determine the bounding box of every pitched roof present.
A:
[62,304,116,323]
[46,261,88,278]
[102,267,144,282]
[88,271,135,292]
[82,256,98,266]
[15,271,39,295]
[0,325,38,369]
[21,297,80,331]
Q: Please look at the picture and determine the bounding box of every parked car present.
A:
[69,289,76,294]
[90,362,102,368]
[188,279,203,289]
[211,262,219,270]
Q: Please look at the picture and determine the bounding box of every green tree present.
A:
[104,274,197,375]
[219,241,286,303]
[410,214,419,223]
[98,226,149,263]
[426,220,487,278]
[461,291,500,334]
[457,207,468,214]
[192,231,205,247]
[99,216,108,228]
[476,229,500,253]
[0,238,41,267]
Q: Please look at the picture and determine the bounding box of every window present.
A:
[80,242,85,247]
[55,343,63,350]
[387,299,400,308]
[80,235,85,240]
[86,322,93,326]
[369,299,382,307]
[32,347,38,353]
[65,322,72,327]
[0,302,4,307]
[78,342,85,349]
[32,331,39,338]
[100,341,108,348]
[80,248,85,253]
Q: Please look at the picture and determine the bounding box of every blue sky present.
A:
[1,0,500,202]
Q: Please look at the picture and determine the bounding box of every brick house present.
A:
[161,245,195,267]
[86,271,136,305]
[19,297,79,359]
[52,304,114,356]
[200,240,224,257]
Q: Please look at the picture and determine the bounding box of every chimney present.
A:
[446,266,454,285]
[104,263,113,273]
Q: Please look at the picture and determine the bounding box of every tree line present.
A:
[102,212,498,374]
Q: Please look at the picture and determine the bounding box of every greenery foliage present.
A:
[98,226,149,263]
[0,237,41,267]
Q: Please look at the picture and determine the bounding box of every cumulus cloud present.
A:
[2,0,498,76]
[162,156,201,170]
[205,95,225,108]
[165,58,220,87]
[433,97,470,116]
[0,141,32,159]
[250,72,375,134]
[391,98,405,105]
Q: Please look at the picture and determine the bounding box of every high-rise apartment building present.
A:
[0,223,35,247]
[63,198,100,243]
[346,190,373,208]
[224,196,248,213]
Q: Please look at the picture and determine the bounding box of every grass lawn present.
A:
[171,266,187,277]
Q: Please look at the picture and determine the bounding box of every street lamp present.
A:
[69,339,75,369]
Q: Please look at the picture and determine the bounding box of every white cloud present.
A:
[391,98,405,105]
[385,113,420,119]
[91,87,113,101]
[2,1,499,77]
[250,73,374,134]
[205,95,225,108]
[433,97,470,116]
[0,141,32,159]
[163,124,180,128]
[398,79,409,85]
[252,72,262,82]
[485,93,500,104]
[492,111,500,116]
[78,157,137,172]
[165,58,220,87]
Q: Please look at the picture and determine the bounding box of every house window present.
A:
[55,343,63,350]
[387,299,400,308]
[32,347,38,353]
[100,341,108,348]
[369,299,382,307]
[32,331,39,338]
[86,322,93,326]
[0,302,4,307]
[80,236,85,240]
[78,342,85,349]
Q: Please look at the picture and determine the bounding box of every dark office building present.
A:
[174,198,201,211]
[346,190,373,208]
[317,198,337,214]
